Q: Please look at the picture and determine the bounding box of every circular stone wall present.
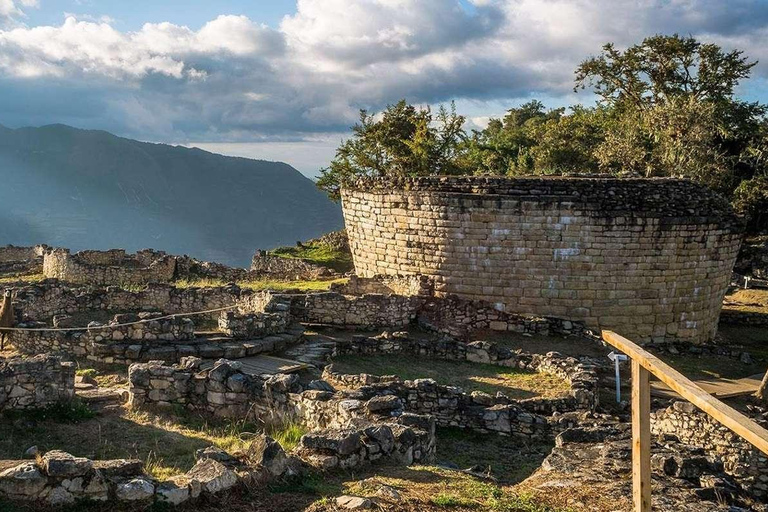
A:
[341,176,744,344]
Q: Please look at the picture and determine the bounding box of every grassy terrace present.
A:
[330,354,571,399]
[269,240,354,274]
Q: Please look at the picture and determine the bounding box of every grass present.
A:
[173,277,347,292]
[330,354,571,399]
[0,272,45,284]
[659,324,768,381]
[269,241,353,274]
[436,427,554,485]
[0,404,306,478]
[340,465,569,512]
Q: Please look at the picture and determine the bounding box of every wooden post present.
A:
[632,359,651,511]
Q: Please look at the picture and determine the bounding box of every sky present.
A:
[2,0,768,178]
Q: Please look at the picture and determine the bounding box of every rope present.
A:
[0,305,239,333]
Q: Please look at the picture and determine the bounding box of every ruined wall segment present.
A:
[341,176,744,344]
[43,248,176,285]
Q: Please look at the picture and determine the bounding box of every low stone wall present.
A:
[217,311,288,340]
[8,281,248,323]
[0,447,266,506]
[322,370,552,437]
[418,295,597,339]
[129,357,556,439]
[0,355,74,411]
[296,414,435,470]
[128,358,437,467]
[251,250,332,280]
[10,313,194,360]
[330,332,599,413]
[652,401,768,499]
[43,249,177,285]
[9,320,304,364]
[285,291,423,328]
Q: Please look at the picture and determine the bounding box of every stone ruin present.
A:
[342,176,745,344]
[0,244,48,276]
[35,245,338,286]
[42,248,177,285]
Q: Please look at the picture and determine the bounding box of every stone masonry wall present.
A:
[8,281,248,323]
[250,251,332,280]
[0,355,74,411]
[341,176,744,344]
[43,249,177,285]
[0,245,47,276]
[652,401,768,499]
[285,291,422,328]
[329,331,599,414]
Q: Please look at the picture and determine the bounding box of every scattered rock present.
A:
[247,435,288,477]
[186,458,239,494]
[336,495,372,509]
[376,485,401,501]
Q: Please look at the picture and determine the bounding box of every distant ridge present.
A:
[0,124,343,267]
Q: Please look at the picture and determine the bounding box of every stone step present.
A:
[90,325,306,365]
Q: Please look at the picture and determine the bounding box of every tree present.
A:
[575,34,768,201]
[316,100,468,200]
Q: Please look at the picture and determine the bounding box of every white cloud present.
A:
[0,0,766,142]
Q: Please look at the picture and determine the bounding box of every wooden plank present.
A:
[651,373,763,400]
[603,331,768,456]
[632,360,652,512]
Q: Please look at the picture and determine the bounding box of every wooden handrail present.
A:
[602,330,768,511]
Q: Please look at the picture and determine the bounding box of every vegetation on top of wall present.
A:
[269,230,354,273]
[317,34,768,233]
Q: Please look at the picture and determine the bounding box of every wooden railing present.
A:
[601,331,768,512]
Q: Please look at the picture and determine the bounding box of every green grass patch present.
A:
[266,420,306,452]
[269,241,353,274]
[344,465,568,512]
[2,400,96,423]
[437,427,554,484]
[659,325,768,380]
[0,273,45,284]
[174,277,347,291]
[0,403,303,478]
[331,354,571,399]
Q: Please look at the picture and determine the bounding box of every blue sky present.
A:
[2,0,768,177]
[23,0,297,30]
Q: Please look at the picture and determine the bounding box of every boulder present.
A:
[186,458,238,494]
[247,435,288,477]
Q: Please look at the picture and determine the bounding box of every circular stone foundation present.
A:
[341,176,744,344]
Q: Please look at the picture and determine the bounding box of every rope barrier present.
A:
[0,305,239,333]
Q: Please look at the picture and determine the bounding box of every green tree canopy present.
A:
[317,35,768,232]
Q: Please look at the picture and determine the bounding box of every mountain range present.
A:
[0,124,343,267]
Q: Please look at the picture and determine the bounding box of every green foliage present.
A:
[316,100,469,199]
[319,34,768,232]
[734,175,768,232]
